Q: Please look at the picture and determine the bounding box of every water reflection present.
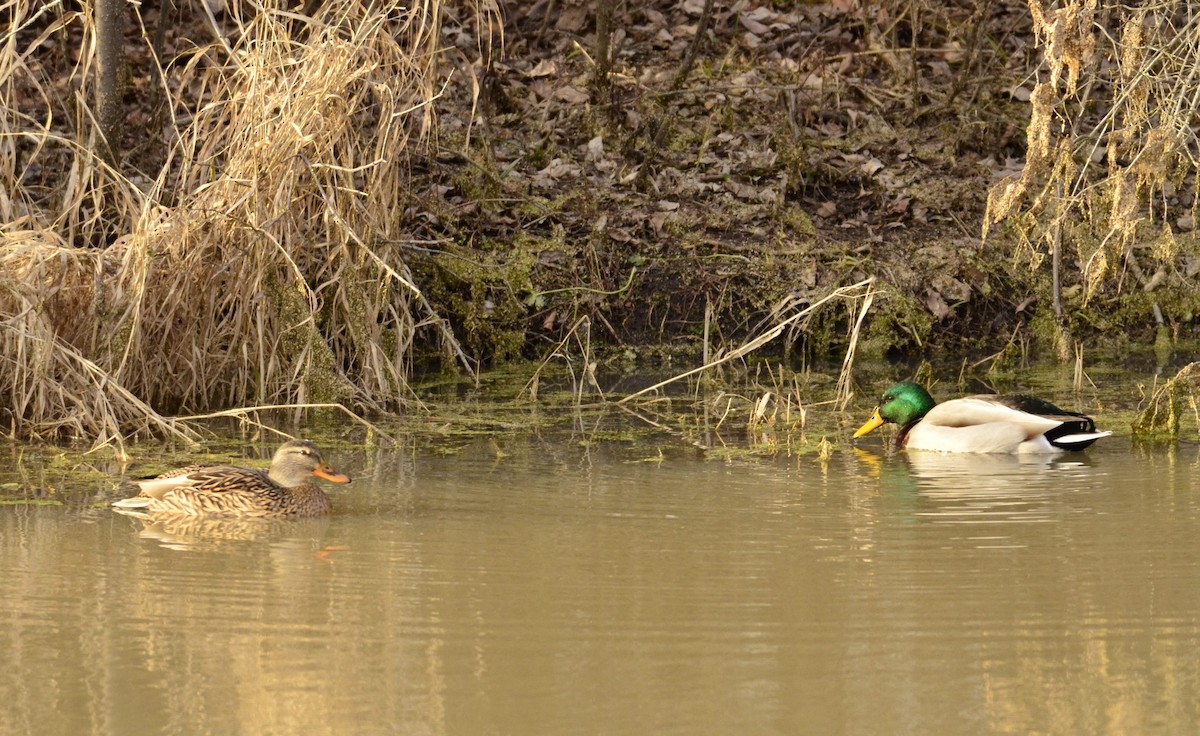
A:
[113,511,332,551]
[855,448,1107,534]
[2,436,1200,735]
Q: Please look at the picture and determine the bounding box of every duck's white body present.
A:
[905,397,1111,454]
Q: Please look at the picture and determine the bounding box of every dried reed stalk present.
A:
[617,278,875,404]
[519,316,601,405]
[0,0,496,441]
[986,2,1200,298]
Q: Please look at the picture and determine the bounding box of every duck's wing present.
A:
[919,395,1109,452]
[113,467,284,516]
[922,397,1064,435]
[132,467,274,501]
[983,394,1111,449]
[151,464,207,479]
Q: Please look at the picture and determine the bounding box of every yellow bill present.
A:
[853,408,885,438]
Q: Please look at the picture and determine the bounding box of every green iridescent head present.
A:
[853,382,937,437]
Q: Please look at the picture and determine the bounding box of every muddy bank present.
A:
[408,0,1200,366]
[5,1,1200,443]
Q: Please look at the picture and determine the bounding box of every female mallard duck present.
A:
[112,440,351,517]
[853,381,1111,454]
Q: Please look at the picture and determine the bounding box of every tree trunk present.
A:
[591,0,612,105]
[95,0,127,165]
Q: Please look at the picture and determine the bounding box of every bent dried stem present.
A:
[617,278,875,404]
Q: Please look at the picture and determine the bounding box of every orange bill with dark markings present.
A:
[314,465,351,484]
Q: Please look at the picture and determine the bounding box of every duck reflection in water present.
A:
[122,514,334,553]
[855,447,1099,525]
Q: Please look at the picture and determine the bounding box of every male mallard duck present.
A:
[853,381,1111,454]
[112,439,351,517]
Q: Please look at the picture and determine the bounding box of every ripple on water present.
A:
[2,437,1200,736]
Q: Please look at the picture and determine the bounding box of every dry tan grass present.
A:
[985,1,1200,297]
[0,0,496,441]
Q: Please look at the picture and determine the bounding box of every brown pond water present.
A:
[1,420,1199,734]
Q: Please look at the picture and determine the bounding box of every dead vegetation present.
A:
[1133,362,1200,440]
[2,0,492,440]
[3,0,1200,443]
[985,1,1200,338]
